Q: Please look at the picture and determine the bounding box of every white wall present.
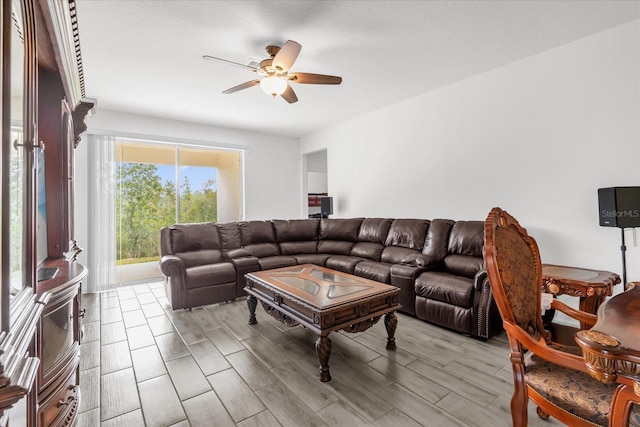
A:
[217,151,242,222]
[301,21,640,289]
[75,109,301,267]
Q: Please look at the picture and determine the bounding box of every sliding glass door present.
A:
[115,139,242,284]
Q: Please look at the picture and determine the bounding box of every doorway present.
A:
[304,150,328,218]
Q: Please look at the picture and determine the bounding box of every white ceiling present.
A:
[74,1,640,138]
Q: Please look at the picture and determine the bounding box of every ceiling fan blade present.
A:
[281,83,298,104]
[222,80,260,94]
[288,72,342,85]
[272,40,301,72]
[202,55,257,71]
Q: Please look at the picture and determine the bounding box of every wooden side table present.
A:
[542,264,620,329]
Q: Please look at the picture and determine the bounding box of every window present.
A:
[114,139,242,279]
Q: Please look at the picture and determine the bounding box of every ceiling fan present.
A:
[203,40,342,104]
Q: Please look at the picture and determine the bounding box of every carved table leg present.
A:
[384,312,397,350]
[247,295,258,325]
[579,295,605,330]
[316,335,332,382]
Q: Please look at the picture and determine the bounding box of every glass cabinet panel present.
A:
[41,300,74,376]
[9,128,24,295]
[3,0,31,332]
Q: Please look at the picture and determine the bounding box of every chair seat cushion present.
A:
[632,405,640,427]
[525,346,617,426]
[185,263,236,290]
[414,272,474,308]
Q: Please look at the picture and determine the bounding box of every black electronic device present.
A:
[598,187,640,228]
[598,186,640,285]
[320,196,333,219]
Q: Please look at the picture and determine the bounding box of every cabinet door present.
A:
[41,299,75,388]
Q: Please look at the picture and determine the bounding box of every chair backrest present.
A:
[483,207,544,340]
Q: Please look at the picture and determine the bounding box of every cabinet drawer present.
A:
[39,376,79,427]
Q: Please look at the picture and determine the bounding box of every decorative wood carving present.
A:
[342,316,381,333]
[260,301,299,327]
[315,336,332,382]
[71,99,94,148]
[64,239,82,262]
[247,295,257,325]
[384,312,398,350]
[37,0,86,107]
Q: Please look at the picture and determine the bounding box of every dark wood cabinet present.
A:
[36,260,86,427]
[0,0,91,425]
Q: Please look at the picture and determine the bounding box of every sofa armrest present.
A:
[390,263,429,280]
[160,255,187,309]
[230,256,259,270]
[390,263,427,316]
[230,256,260,297]
[160,255,186,278]
[472,269,503,340]
[400,253,441,268]
[224,248,252,260]
[473,269,488,292]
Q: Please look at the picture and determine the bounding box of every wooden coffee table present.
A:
[244,264,400,382]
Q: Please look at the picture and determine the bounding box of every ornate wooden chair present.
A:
[483,207,640,427]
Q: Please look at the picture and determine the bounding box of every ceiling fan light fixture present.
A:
[260,76,287,97]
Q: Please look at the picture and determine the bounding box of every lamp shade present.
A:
[260,76,287,97]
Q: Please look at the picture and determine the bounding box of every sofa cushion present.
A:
[354,261,392,283]
[350,242,384,261]
[244,243,280,258]
[319,218,363,241]
[169,222,221,253]
[294,254,331,265]
[238,220,276,244]
[238,221,279,257]
[385,219,430,250]
[381,246,422,264]
[217,222,242,250]
[444,254,484,279]
[415,271,474,308]
[273,219,320,242]
[185,262,236,290]
[448,221,484,257]
[317,240,354,255]
[273,219,319,257]
[357,218,393,243]
[325,255,366,273]
[177,250,224,268]
[280,241,317,255]
[423,219,454,259]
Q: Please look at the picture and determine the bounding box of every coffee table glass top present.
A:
[247,264,398,309]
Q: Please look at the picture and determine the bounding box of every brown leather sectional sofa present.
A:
[159,218,502,340]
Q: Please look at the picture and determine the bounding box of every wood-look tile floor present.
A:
[76,281,563,427]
